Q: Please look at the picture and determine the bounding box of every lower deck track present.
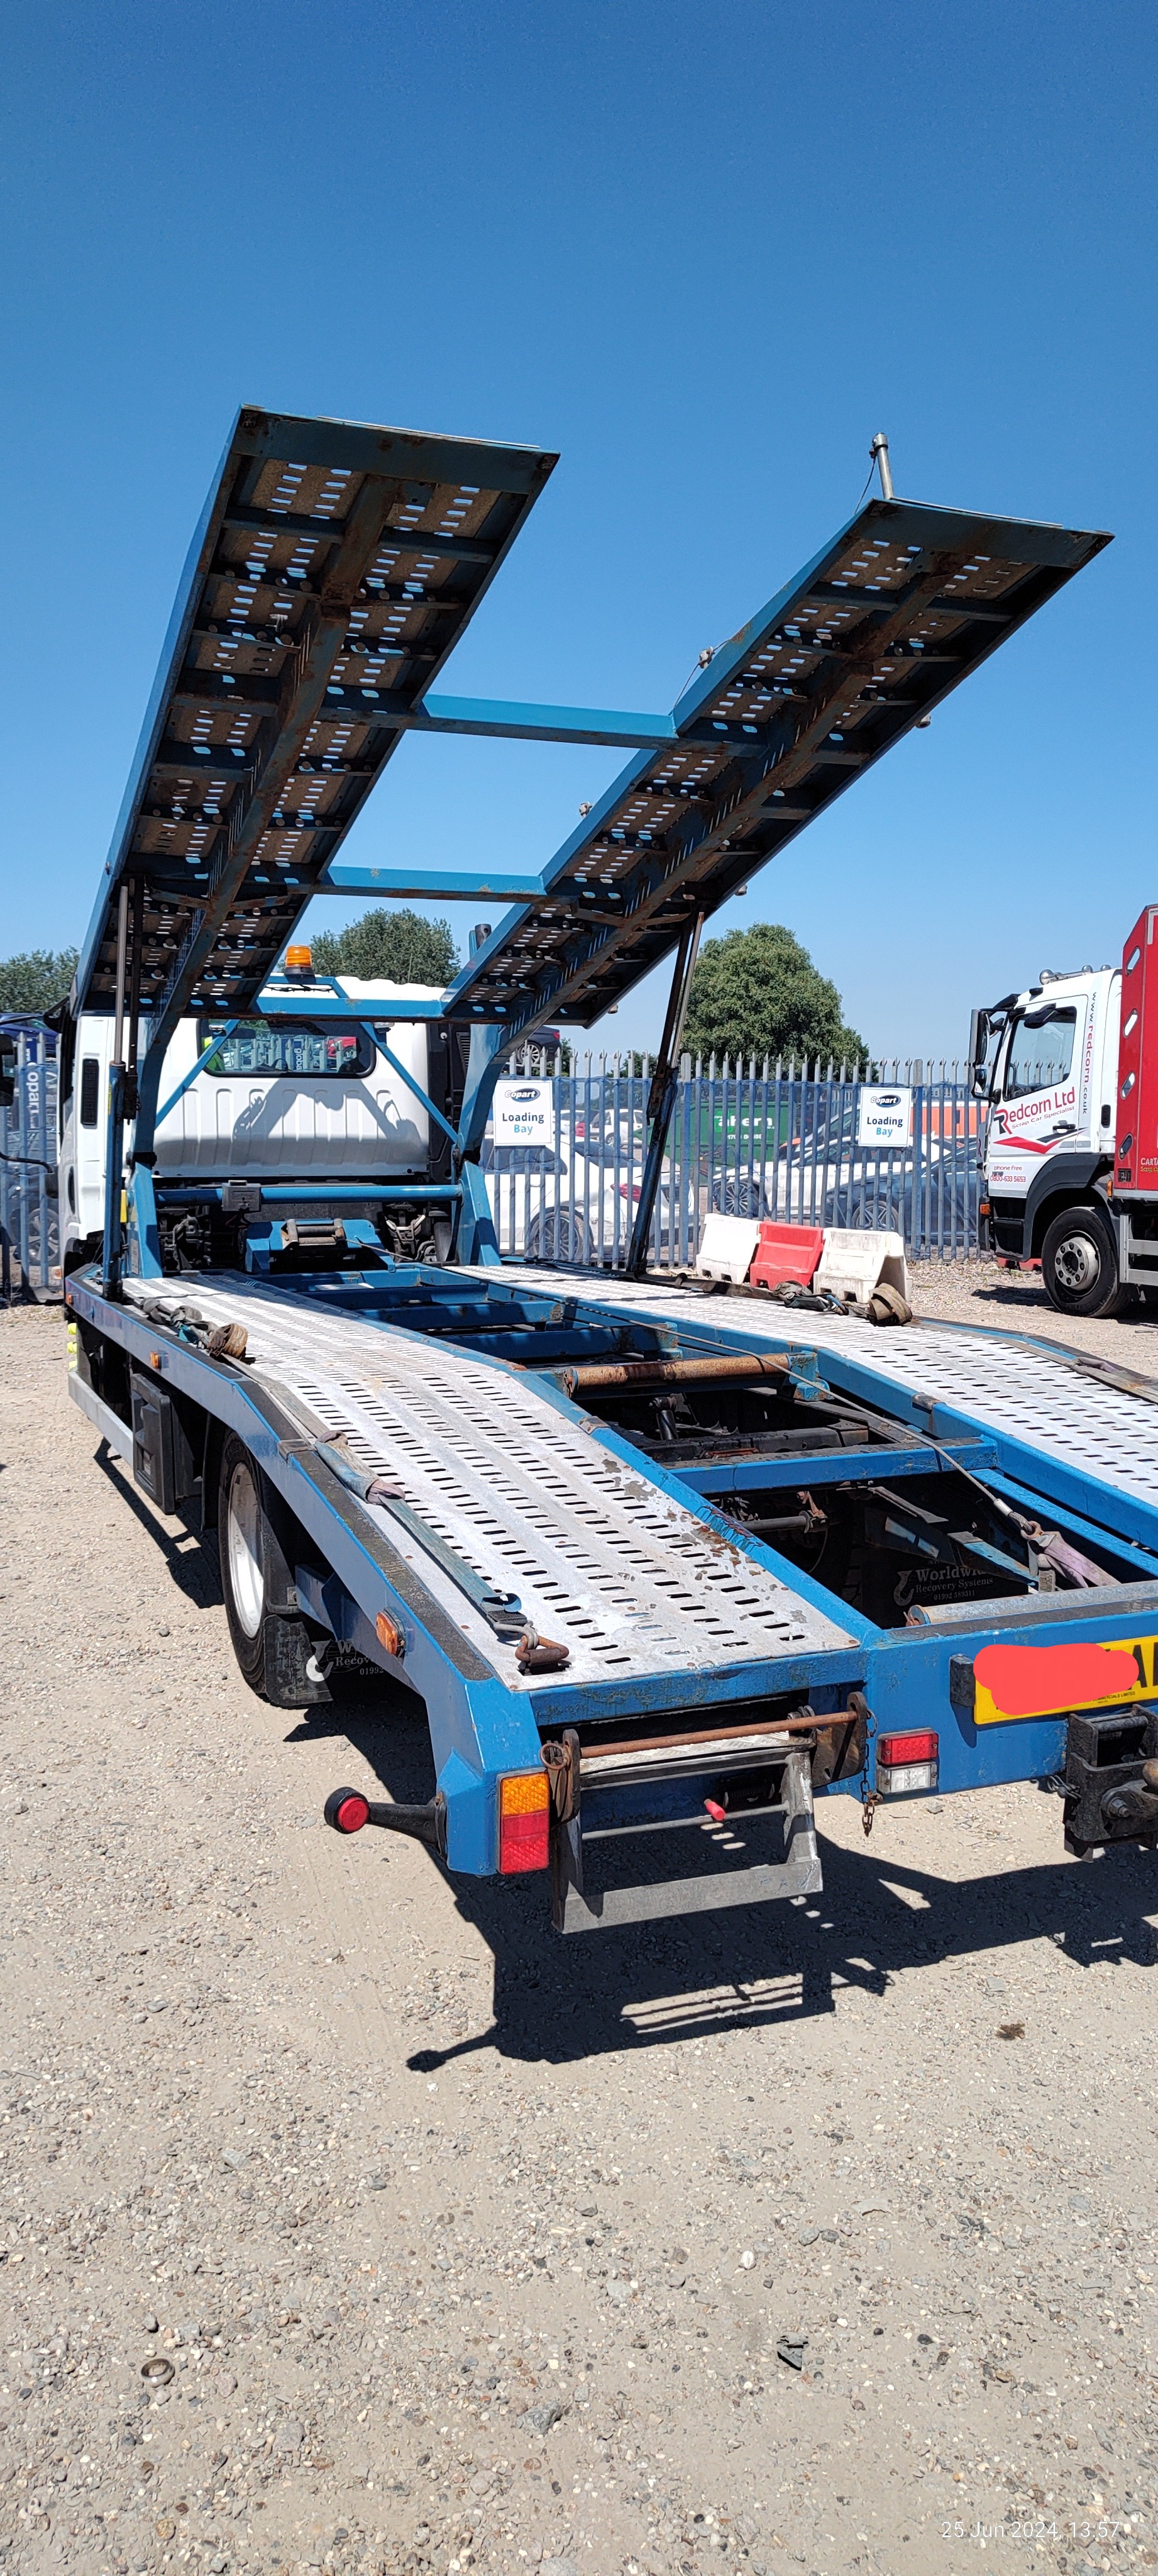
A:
[121,1272,856,1692]
[470,1265,1158,1532]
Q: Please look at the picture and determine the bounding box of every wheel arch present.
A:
[1024,1153,1111,1257]
[216,1428,312,1616]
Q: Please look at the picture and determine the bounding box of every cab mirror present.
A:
[968,1009,990,1099]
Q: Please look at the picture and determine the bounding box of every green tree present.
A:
[310,907,458,986]
[0,946,79,1015]
[683,922,867,1069]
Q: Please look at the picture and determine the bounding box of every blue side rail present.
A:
[63,1257,1158,1926]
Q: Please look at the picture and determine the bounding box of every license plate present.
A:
[961,1636,1158,1726]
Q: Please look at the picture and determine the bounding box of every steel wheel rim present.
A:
[227,1460,264,1638]
[1056,1231,1100,1293]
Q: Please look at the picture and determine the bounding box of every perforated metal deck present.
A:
[75,411,555,1030]
[444,497,1109,1038]
[124,1275,854,1687]
[466,1264,1158,1521]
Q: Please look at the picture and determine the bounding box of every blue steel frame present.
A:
[62,409,1135,1904]
[439,497,1111,1043]
[121,983,488,1280]
[75,406,1111,1292]
[72,409,557,1288]
[65,1254,1158,1876]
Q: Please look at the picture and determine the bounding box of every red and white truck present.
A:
[973,904,1158,1316]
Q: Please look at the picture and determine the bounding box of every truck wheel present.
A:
[218,1433,329,1707]
[526,1208,593,1266]
[1040,1206,1126,1319]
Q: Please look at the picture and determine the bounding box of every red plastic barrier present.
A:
[750,1221,824,1290]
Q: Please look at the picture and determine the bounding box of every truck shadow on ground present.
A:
[95,1441,224,1608]
[290,1684,1158,2069]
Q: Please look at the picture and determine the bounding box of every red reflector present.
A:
[703,1798,727,1822]
[335,1793,370,1833]
[878,1731,938,1766]
[499,1807,550,1873]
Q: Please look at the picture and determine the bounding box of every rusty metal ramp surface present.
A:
[75,409,555,1028]
[123,1274,855,1689]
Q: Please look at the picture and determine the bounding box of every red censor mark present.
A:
[973,1638,1144,1719]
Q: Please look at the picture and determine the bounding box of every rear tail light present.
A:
[499,1770,550,1872]
[877,1730,939,1796]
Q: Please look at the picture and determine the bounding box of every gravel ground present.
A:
[907,1257,1158,1368]
[2,1301,1158,2576]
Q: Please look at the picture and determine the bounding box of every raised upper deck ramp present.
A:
[74,424,1109,1080]
[444,496,1110,1036]
[75,410,556,1032]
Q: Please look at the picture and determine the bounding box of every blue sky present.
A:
[1,1,1154,1063]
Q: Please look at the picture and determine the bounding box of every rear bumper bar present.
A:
[551,1740,822,1931]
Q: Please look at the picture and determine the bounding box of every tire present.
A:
[218,1433,330,1706]
[855,1195,903,1235]
[1040,1205,1127,1319]
[526,1208,593,1266]
[710,1175,770,1220]
[63,1231,102,1278]
[826,1188,907,1238]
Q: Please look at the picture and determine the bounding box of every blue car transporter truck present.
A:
[62,408,1158,1930]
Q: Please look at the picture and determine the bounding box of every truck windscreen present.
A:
[198,1022,374,1079]
[1001,1006,1077,1099]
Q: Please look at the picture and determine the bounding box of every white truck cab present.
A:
[58,974,450,1276]
[973,926,1158,1318]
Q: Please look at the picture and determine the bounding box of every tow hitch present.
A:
[1101,1766,1158,1835]
[1061,1709,1158,1855]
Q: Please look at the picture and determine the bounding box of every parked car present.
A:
[702,1108,976,1250]
[825,1175,974,1256]
[481,1138,692,1265]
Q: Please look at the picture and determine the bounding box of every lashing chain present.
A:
[850,1689,880,1836]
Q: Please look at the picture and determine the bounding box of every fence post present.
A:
[17,1038,31,1289]
[909,1060,925,1258]
[0,1050,10,1302]
[36,1050,50,1292]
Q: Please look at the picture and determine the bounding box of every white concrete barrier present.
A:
[815,1227,908,1305]
[695,1214,762,1283]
